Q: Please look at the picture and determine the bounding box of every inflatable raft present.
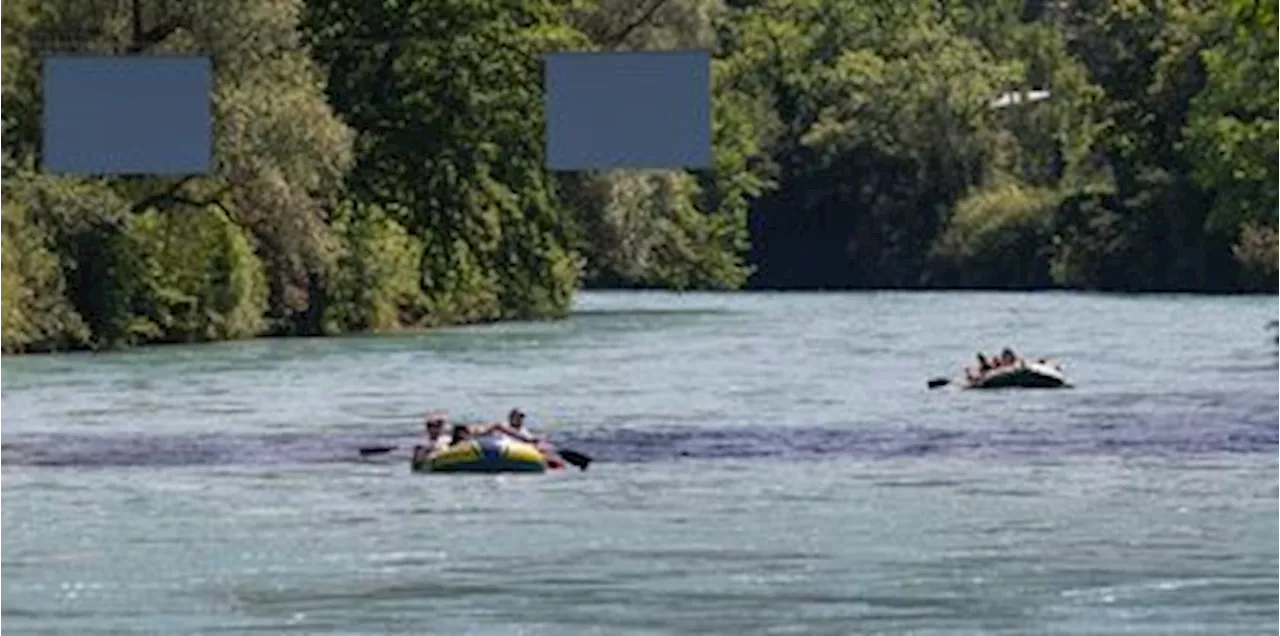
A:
[411,435,549,474]
[965,359,1069,389]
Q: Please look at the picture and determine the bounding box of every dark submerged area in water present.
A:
[6,389,1274,469]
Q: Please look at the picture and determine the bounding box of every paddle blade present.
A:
[558,448,593,471]
[927,378,950,389]
[359,445,397,456]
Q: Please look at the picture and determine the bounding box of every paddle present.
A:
[358,445,398,456]
[528,419,593,470]
[927,377,952,389]
[556,448,592,471]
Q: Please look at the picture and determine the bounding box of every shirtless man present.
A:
[477,408,566,469]
[411,412,453,466]
[423,412,453,452]
[491,409,538,442]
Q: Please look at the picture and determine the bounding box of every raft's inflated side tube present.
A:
[412,436,548,474]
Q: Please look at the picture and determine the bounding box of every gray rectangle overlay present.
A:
[544,50,711,171]
[42,55,212,175]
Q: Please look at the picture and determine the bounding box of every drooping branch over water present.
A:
[2,0,1276,353]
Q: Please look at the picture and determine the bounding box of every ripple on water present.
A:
[2,292,1276,635]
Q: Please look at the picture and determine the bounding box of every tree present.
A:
[303,0,585,322]
[2,0,352,348]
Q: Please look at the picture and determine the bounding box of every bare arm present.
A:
[489,422,537,443]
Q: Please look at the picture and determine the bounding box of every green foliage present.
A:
[321,203,425,333]
[1,199,91,352]
[552,0,766,290]
[1045,191,1128,290]
[1181,0,1279,236]
[1232,221,1279,292]
[560,169,754,290]
[1026,0,1275,292]
[3,174,135,345]
[646,172,753,290]
[1,0,40,177]
[929,183,1062,287]
[122,206,270,343]
[53,205,269,348]
[732,0,1274,291]
[303,0,583,322]
[724,0,1035,287]
[3,0,1275,355]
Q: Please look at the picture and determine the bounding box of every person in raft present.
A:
[423,412,453,453]
[414,409,565,469]
[482,408,537,442]
[411,412,454,465]
[477,408,566,469]
[969,347,1021,380]
[977,347,1020,369]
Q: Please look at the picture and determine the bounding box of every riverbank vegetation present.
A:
[2,0,1275,353]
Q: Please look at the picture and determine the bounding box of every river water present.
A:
[2,291,1277,635]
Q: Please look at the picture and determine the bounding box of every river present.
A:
[2,291,1277,634]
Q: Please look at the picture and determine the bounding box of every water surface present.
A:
[3,291,1277,634]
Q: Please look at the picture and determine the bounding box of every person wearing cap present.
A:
[509,409,568,470]
[500,408,538,443]
[411,412,454,466]
[468,408,534,442]
[475,408,566,469]
[422,412,453,454]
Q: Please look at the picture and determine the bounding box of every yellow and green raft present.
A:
[412,435,549,474]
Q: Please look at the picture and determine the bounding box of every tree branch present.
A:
[126,18,183,53]
[600,0,672,48]
[130,177,232,215]
[127,0,184,53]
